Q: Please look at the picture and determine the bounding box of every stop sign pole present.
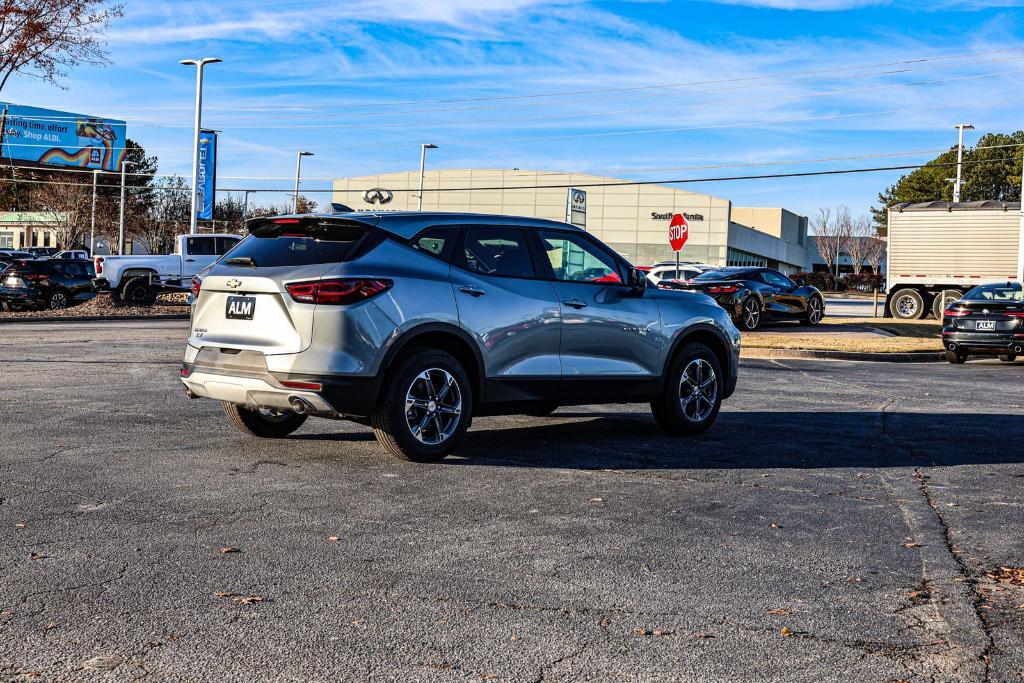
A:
[669,213,689,277]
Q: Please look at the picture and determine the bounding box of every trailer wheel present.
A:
[931,289,962,320]
[889,288,925,320]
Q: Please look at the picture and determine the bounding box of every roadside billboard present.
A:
[196,129,217,220]
[0,102,127,172]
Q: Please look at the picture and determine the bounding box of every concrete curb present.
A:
[0,313,189,324]
[741,347,943,363]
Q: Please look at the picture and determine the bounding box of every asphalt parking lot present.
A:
[2,320,1023,682]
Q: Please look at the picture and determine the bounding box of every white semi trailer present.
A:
[885,200,1024,319]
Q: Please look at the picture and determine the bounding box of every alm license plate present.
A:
[977,320,996,331]
[226,296,256,320]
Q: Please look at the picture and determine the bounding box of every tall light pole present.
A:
[180,57,221,234]
[118,161,136,255]
[953,123,974,203]
[293,151,314,213]
[89,169,99,256]
[418,143,438,211]
[242,190,252,225]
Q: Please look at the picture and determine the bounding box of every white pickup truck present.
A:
[93,233,241,306]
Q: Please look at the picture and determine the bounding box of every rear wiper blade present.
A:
[224,256,257,267]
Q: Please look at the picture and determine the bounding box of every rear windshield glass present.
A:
[963,283,1024,302]
[695,269,747,281]
[223,229,366,268]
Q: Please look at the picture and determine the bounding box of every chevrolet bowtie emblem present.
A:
[226,279,242,289]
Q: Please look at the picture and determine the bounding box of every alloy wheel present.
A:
[405,368,463,445]
[677,358,718,423]
[744,299,760,329]
[808,298,822,324]
[49,293,68,310]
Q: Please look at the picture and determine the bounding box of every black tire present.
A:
[738,296,762,331]
[650,342,723,436]
[890,288,925,320]
[945,349,968,364]
[47,289,70,310]
[370,349,473,462]
[931,290,963,320]
[998,354,1017,363]
[800,296,824,326]
[222,402,307,438]
[119,276,158,307]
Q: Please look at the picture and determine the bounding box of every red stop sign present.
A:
[669,213,689,252]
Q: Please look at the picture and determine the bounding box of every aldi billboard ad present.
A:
[0,102,127,172]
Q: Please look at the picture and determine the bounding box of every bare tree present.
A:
[843,213,874,276]
[810,207,843,278]
[28,177,89,248]
[132,176,188,254]
[0,0,123,94]
[864,236,887,277]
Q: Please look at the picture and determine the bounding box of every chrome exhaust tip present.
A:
[289,396,311,415]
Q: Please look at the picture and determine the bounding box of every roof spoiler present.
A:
[245,214,379,238]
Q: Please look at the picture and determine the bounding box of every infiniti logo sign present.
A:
[363,188,394,205]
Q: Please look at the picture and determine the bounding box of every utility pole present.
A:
[118,161,135,255]
[1018,146,1024,283]
[180,57,221,234]
[418,143,438,211]
[90,169,99,256]
[293,151,313,213]
[953,123,974,203]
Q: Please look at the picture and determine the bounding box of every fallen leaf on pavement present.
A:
[901,541,921,548]
[986,567,1024,586]
[221,547,241,554]
[653,629,673,637]
[693,632,715,639]
[28,553,47,561]
[769,523,780,529]
[327,536,340,542]
[232,595,263,605]
[589,497,603,503]
[780,627,793,637]
[214,591,235,599]
[634,627,652,636]
[15,523,25,528]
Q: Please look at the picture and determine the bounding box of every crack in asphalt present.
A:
[913,468,995,683]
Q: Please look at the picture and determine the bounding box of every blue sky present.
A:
[5,0,1024,216]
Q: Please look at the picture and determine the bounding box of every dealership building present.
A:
[332,170,811,273]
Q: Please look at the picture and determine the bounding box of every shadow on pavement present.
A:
[442,410,1024,470]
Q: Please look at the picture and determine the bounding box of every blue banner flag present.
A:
[196,130,217,220]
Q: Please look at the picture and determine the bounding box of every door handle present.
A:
[459,285,486,297]
[562,298,587,309]
[185,258,196,262]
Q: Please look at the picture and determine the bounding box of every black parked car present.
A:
[942,282,1024,364]
[0,249,35,262]
[0,259,96,310]
[679,266,825,331]
[25,247,59,257]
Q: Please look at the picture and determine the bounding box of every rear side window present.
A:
[215,237,240,255]
[456,227,536,279]
[224,227,367,268]
[696,269,745,281]
[186,237,217,256]
[413,226,457,260]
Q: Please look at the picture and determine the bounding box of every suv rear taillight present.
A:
[707,285,738,294]
[945,308,971,318]
[285,278,391,305]
[95,257,104,274]
[191,277,202,298]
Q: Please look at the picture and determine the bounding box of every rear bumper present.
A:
[0,286,42,307]
[181,351,382,416]
[942,330,1024,354]
[92,278,110,291]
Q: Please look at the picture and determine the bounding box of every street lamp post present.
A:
[118,160,137,255]
[953,123,974,203]
[418,143,438,211]
[293,151,314,213]
[89,169,99,256]
[180,57,222,235]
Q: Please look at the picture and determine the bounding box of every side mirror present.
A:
[795,276,806,286]
[627,268,647,293]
